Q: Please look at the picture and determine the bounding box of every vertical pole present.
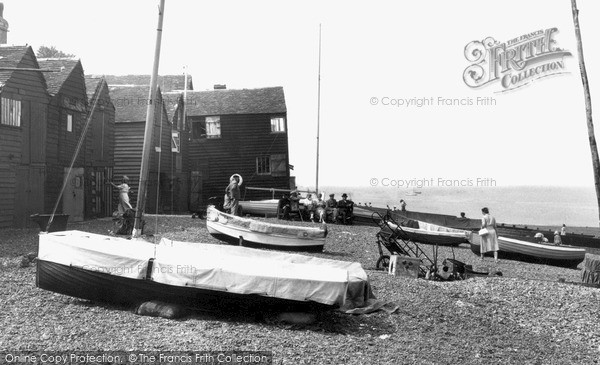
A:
[571,0,600,229]
[315,24,322,196]
[133,0,166,237]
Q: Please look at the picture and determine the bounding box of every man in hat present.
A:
[336,193,354,224]
[325,193,338,223]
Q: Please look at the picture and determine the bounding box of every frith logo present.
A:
[463,28,572,92]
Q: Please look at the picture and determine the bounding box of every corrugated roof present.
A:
[109,85,167,123]
[101,74,193,92]
[185,87,286,116]
[0,45,32,88]
[37,58,81,96]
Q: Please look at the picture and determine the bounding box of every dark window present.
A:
[256,156,271,175]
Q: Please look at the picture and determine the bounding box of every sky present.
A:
[3,0,600,189]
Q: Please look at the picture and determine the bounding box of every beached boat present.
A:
[379,219,472,246]
[206,205,327,251]
[36,230,377,311]
[468,235,586,268]
[239,199,279,217]
[353,205,480,231]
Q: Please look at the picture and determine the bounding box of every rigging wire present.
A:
[154,86,165,246]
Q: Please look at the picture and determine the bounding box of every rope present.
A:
[46,78,105,232]
[154,89,165,246]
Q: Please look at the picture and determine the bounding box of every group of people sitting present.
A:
[535,231,563,245]
[278,191,354,224]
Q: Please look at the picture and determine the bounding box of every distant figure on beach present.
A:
[554,231,562,245]
[400,199,407,212]
[480,207,499,263]
[561,224,567,236]
[459,212,467,219]
[109,175,133,214]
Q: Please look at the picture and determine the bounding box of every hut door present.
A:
[62,167,85,222]
[14,166,45,228]
[189,171,203,212]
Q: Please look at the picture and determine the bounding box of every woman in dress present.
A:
[109,175,133,214]
[480,207,499,263]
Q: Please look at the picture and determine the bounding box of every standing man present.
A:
[225,174,242,216]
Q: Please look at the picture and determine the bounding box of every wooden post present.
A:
[133,0,166,237]
[571,0,600,229]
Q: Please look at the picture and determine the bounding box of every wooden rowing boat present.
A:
[469,234,586,268]
[238,199,279,217]
[206,205,327,251]
[380,220,472,246]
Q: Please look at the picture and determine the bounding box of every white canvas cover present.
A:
[38,231,375,309]
[38,230,153,279]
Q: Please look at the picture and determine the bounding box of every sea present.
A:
[313,185,599,229]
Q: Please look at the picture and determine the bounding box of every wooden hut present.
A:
[84,75,115,218]
[109,85,174,214]
[0,45,50,228]
[185,86,290,212]
[105,74,193,214]
[38,58,88,222]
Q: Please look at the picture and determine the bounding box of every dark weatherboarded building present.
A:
[0,45,49,228]
[105,74,193,214]
[84,75,115,218]
[185,86,291,212]
[109,85,177,214]
[38,58,89,222]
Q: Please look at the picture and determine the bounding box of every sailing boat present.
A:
[36,6,375,312]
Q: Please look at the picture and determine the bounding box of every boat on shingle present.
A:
[206,205,327,251]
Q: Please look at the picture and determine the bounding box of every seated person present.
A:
[314,193,326,223]
[289,191,300,216]
[336,193,354,224]
[301,193,315,221]
[553,231,562,245]
[278,194,291,220]
[325,193,338,223]
[534,232,549,244]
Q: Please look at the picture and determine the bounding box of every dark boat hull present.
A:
[36,260,328,311]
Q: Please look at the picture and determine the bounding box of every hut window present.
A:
[67,114,73,132]
[256,156,271,175]
[270,117,285,133]
[1,97,22,127]
[171,131,181,152]
[206,116,221,138]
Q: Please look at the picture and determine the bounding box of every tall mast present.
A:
[315,24,322,195]
[571,0,600,228]
[133,0,166,237]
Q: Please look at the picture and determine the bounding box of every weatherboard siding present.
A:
[43,62,89,216]
[113,103,175,213]
[188,113,290,209]
[0,47,50,228]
